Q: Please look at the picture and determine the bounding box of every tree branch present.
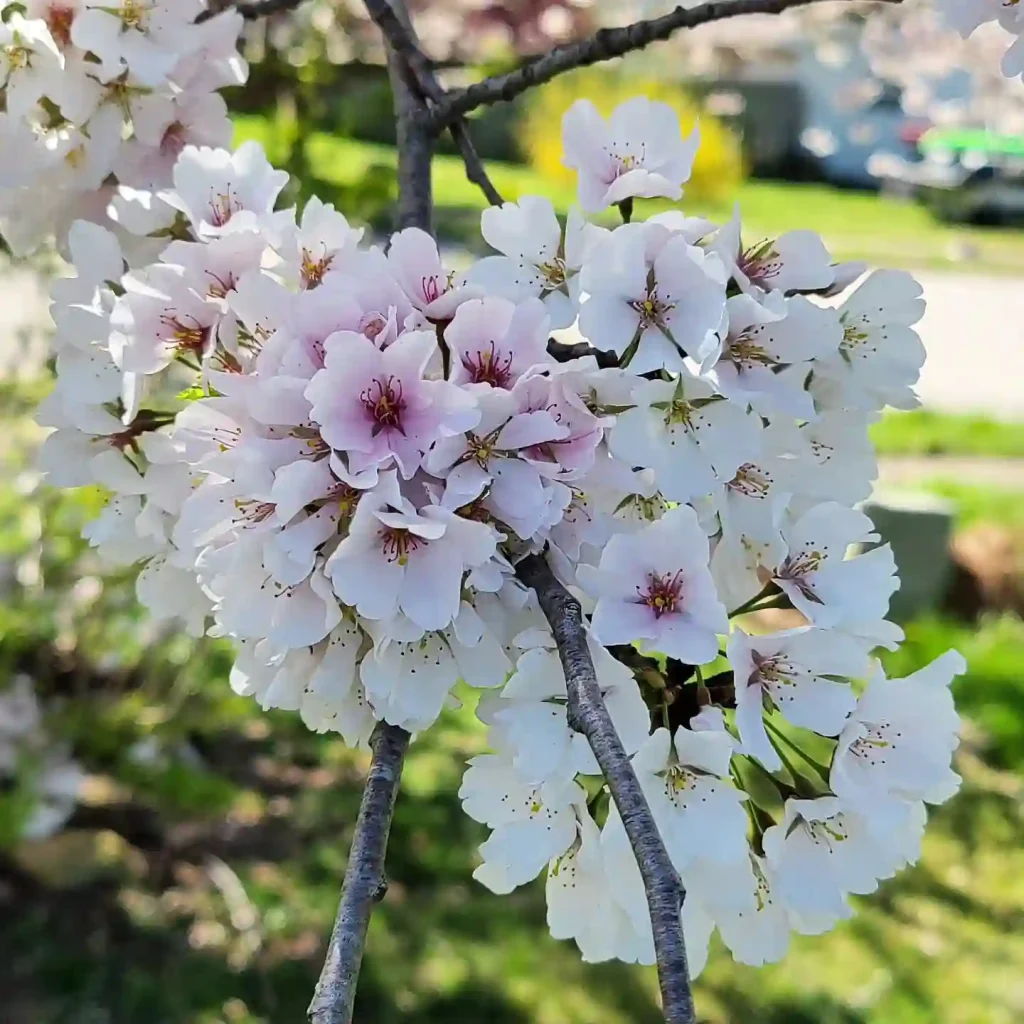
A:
[378,0,435,231]
[198,0,305,23]
[515,554,695,1024]
[307,722,411,1024]
[547,337,619,368]
[363,0,503,207]
[431,0,901,128]
[450,121,504,206]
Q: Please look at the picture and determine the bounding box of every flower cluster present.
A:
[0,0,244,255]
[7,7,965,976]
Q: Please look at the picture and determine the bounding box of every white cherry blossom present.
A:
[469,196,598,329]
[770,502,901,646]
[162,142,290,239]
[711,207,835,295]
[812,269,926,412]
[579,223,726,372]
[581,505,728,665]
[832,651,965,812]
[562,97,700,213]
[460,753,584,894]
[727,627,866,772]
[324,472,496,632]
[610,369,762,504]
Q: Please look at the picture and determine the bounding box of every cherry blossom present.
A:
[579,223,727,372]
[812,269,927,413]
[763,796,911,925]
[609,368,762,503]
[305,329,479,479]
[581,505,728,665]
[831,651,965,812]
[446,296,552,389]
[324,472,496,632]
[770,503,901,646]
[727,627,865,773]
[163,142,291,239]
[469,196,599,329]
[710,207,835,296]
[562,97,700,213]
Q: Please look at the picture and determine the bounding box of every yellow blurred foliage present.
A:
[519,68,745,207]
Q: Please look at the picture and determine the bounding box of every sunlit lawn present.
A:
[234,115,1024,275]
[872,410,1024,459]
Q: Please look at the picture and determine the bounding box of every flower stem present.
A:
[764,719,832,790]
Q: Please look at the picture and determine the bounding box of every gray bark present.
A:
[516,554,696,1024]
[307,722,411,1024]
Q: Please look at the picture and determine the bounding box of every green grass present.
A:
[872,410,1024,458]
[234,115,1024,275]
[918,481,1024,533]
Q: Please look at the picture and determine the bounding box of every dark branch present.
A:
[547,337,619,368]
[377,0,435,231]
[307,722,410,1024]
[198,0,305,23]
[362,0,503,207]
[451,121,504,206]
[431,0,901,128]
[516,554,696,1024]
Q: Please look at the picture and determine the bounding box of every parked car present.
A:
[912,128,1024,223]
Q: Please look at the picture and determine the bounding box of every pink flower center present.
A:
[775,549,824,604]
[606,143,645,183]
[205,269,237,300]
[728,464,772,499]
[44,4,75,46]
[461,341,514,388]
[160,312,211,357]
[361,376,405,436]
[738,239,782,285]
[421,274,446,304]
[629,288,674,331]
[378,526,424,565]
[638,570,684,618]
[208,187,241,228]
[234,499,276,525]
[301,246,334,289]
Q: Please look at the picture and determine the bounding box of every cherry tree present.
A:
[2,0,1004,1022]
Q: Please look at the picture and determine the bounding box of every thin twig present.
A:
[451,121,504,206]
[516,554,695,1024]
[308,722,411,1024]
[363,0,504,207]
[430,0,902,127]
[197,0,305,23]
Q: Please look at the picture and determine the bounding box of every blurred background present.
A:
[3,1,1024,1022]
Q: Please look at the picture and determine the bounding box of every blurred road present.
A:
[2,261,1022,416]
[914,271,1024,418]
